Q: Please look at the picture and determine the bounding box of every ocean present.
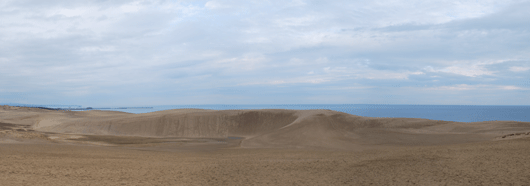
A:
[98,104,530,123]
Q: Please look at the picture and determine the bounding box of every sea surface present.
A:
[100,104,530,123]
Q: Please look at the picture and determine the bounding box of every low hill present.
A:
[2,106,530,149]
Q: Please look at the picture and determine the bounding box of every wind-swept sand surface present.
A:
[1,105,530,185]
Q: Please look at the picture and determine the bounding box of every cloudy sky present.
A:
[1,0,529,106]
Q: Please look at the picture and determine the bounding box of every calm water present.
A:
[99,104,530,123]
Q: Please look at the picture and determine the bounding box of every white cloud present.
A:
[499,85,525,90]
[289,0,307,7]
[429,84,481,90]
[244,37,271,44]
[424,60,513,77]
[275,15,320,27]
[440,65,494,77]
[213,55,267,71]
[410,71,425,75]
[79,46,116,52]
[509,66,530,72]
[241,77,331,86]
[427,84,527,91]
[338,86,375,90]
[205,1,228,9]
[120,1,144,13]
[359,71,411,80]
[238,67,425,87]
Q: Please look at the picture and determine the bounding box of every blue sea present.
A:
[99,104,530,123]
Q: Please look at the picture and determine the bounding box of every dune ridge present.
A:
[2,106,530,149]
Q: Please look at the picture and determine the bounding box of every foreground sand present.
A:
[1,105,530,185]
[2,138,530,185]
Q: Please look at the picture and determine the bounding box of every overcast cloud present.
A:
[1,0,529,106]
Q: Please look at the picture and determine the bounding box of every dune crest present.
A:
[2,106,530,149]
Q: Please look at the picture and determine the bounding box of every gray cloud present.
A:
[1,0,529,106]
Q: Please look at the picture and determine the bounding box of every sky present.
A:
[1,0,529,107]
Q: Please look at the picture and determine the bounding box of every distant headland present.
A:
[0,103,152,111]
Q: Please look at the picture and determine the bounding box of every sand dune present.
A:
[2,105,530,149]
[2,105,530,185]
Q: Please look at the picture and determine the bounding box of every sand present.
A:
[1,105,530,185]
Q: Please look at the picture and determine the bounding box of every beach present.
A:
[1,105,530,185]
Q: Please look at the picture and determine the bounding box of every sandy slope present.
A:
[2,137,530,185]
[2,105,529,149]
[2,105,530,185]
